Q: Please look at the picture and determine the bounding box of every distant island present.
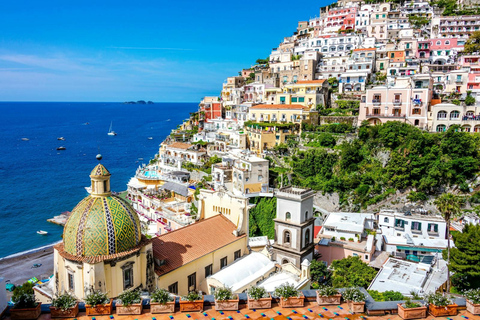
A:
[123,100,154,104]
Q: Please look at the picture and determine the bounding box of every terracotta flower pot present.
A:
[428,304,457,317]
[247,294,272,310]
[49,303,79,318]
[179,297,204,312]
[116,300,143,315]
[466,300,480,315]
[85,299,113,316]
[10,303,42,320]
[150,301,175,314]
[316,292,341,305]
[278,293,305,308]
[347,301,365,313]
[397,303,427,319]
[215,296,239,311]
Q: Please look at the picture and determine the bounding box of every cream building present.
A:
[35,164,154,302]
[429,102,480,132]
[248,104,318,125]
[277,80,328,108]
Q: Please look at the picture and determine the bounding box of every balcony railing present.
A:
[393,99,402,105]
[372,99,381,106]
[366,113,406,118]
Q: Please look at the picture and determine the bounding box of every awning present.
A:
[396,246,442,252]
[160,181,189,197]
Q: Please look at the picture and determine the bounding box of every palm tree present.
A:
[434,193,465,292]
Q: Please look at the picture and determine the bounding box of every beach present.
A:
[0,243,55,287]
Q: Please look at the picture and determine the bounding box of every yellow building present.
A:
[276,80,328,109]
[246,125,294,155]
[152,215,248,295]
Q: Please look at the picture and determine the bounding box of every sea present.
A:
[0,102,198,258]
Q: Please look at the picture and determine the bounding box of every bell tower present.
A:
[272,187,315,268]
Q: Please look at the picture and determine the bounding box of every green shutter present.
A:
[434,224,438,232]
[299,97,305,102]
[418,222,422,230]
[291,97,298,102]
[280,97,286,102]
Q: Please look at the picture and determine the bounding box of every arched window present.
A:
[282,259,289,264]
[436,40,441,45]
[284,230,291,244]
[305,211,309,221]
[384,217,389,223]
[445,40,450,45]
[436,124,447,132]
[450,110,460,119]
[437,111,447,119]
[305,229,310,245]
[286,212,291,221]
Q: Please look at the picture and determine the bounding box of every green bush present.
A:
[247,286,269,300]
[150,288,173,304]
[85,290,109,307]
[317,286,339,297]
[214,287,235,301]
[51,292,77,311]
[12,282,37,309]
[181,291,202,302]
[274,284,299,300]
[342,288,366,302]
[117,289,141,306]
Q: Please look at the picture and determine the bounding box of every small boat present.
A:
[56,146,66,150]
[108,121,117,136]
[57,137,65,141]
[166,119,171,121]
[37,230,48,235]
[21,138,29,141]
[138,158,144,161]
[148,137,153,140]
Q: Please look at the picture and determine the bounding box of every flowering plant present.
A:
[342,288,366,302]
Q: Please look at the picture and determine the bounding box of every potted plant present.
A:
[50,292,79,318]
[214,287,239,311]
[247,286,272,310]
[116,289,143,315]
[10,283,41,320]
[179,291,203,312]
[465,288,480,315]
[424,293,457,317]
[342,288,366,313]
[274,284,304,308]
[150,288,175,314]
[316,286,341,305]
[85,290,113,315]
[397,298,427,320]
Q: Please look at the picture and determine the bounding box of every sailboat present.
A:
[108,122,117,136]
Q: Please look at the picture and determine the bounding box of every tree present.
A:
[330,256,377,288]
[310,259,330,284]
[465,31,480,53]
[434,193,465,292]
[465,91,476,106]
[447,223,480,290]
[248,197,277,238]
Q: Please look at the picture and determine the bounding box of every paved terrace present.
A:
[4,290,475,320]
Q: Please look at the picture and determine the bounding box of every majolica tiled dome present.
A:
[63,164,141,257]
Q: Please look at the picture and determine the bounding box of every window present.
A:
[123,265,134,290]
[291,97,298,103]
[412,221,422,232]
[436,40,441,45]
[168,282,178,295]
[305,211,309,220]
[188,272,196,291]
[384,217,389,223]
[445,40,450,45]
[437,111,447,119]
[305,229,310,245]
[220,256,228,269]
[234,250,241,260]
[68,273,74,291]
[436,124,446,132]
[284,230,291,244]
[390,53,395,58]
[413,108,421,115]
[395,219,405,229]
[103,180,108,192]
[428,223,439,233]
[450,110,460,119]
[286,212,291,220]
[205,264,213,278]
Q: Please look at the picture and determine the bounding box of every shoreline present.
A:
[0,240,61,261]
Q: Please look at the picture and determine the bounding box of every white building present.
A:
[321,212,375,242]
[378,210,447,240]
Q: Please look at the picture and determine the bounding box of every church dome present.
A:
[63,164,142,257]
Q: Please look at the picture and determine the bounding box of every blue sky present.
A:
[0,0,326,102]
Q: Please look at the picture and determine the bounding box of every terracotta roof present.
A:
[250,104,307,110]
[152,215,246,276]
[296,79,326,84]
[353,48,376,52]
[168,142,193,150]
[55,236,151,264]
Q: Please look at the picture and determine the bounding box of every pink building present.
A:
[323,7,357,32]
[428,38,463,64]
[316,237,376,265]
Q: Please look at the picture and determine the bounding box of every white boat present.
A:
[148,137,153,140]
[37,230,48,235]
[108,122,117,136]
[21,138,29,141]
[57,137,65,141]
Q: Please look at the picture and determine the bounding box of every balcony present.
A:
[455,78,463,83]
[393,99,402,106]
[372,99,382,106]
[366,113,406,118]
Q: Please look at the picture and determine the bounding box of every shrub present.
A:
[117,289,141,306]
[424,292,452,306]
[342,288,366,302]
[340,237,346,240]
[464,288,480,304]
[150,288,173,304]
[348,238,354,241]
[214,287,235,301]
[317,286,339,297]
[181,291,202,302]
[85,290,109,307]
[403,298,423,309]
[274,284,299,300]
[12,282,37,309]
[51,292,77,311]
[247,286,269,300]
